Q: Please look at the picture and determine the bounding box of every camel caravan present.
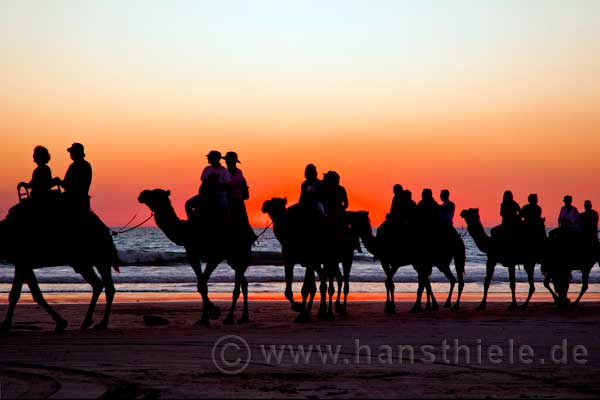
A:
[1,145,599,331]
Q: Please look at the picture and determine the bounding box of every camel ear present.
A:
[166,190,171,196]
[283,197,287,205]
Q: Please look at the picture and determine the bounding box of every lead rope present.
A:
[252,218,273,247]
[112,212,154,236]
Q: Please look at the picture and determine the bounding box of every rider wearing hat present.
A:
[56,142,92,213]
[224,151,256,243]
[185,150,231,219]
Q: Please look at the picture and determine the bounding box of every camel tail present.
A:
[454,234,466,277]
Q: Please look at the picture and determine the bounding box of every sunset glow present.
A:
[2,1,599,227]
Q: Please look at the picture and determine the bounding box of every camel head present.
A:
[138,189,172,212]
[460,208,481,225]
[261,197,287,218]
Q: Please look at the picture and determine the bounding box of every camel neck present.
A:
[466,219,491,254]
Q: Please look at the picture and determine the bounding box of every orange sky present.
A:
[1,2,599,228]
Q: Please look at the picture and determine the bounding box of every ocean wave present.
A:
[117,249,376,267]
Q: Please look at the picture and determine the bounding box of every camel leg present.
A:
[285,263,304,312]
[507,265,518,310]
[225,268,243,325]
[306,267,318,319]
[477,261,496,311]
[315,265,329,319]
[334,263,345,315]
[543,272,559,303]
[426,279,438,311]
[452,270,465,311]
[295,267,313,323]
[519,263,536,310]
[203,262,221,320]
[438,264,456,308]
[410,271,426,313]
[24,269,67,331]
[239,273,250,323]
[78,267,104,330]
[1,268,25,332]
[381,262,392,313]
[572,268,590,307]
[190,258,212,326]
[342,256,352,311]
[95,265,116,330]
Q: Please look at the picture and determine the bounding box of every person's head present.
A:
[440,189,450,202]
[206,150,222,166]
[563,195,573,207]
[304,163,317,181]
[67,142,85,161]
[223,151,240,169]
[528,193,538,205]
[33,145,50,165]
[584,200,592,211]
[324,170,340,186]
[405,190,413,200]
[421,188,433,201]
[393,184,404,196]
[503,190,514,203]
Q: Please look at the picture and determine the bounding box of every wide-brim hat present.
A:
[67,142,85,157]
[206,150,222,159]
[223,151,241,163]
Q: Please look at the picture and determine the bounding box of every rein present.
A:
[252,218,273,247]
[112,212,155,236]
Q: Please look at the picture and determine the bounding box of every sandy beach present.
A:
[1,298,599,399]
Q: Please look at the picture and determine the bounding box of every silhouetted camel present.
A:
[262,197,344,322]
[0,207,118,332]
[347,211,466,313]
[460,208,542,310]
[541,228,599,308]
[138,189,252,325]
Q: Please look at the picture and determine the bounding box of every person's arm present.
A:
[340,187,348,210]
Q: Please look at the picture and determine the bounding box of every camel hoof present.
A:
[475,303,486,311]
[291,301,305,313]
[570,302,581,310]
[335,302,347,316]
[223,315,235,325]
[408,305,422,314]
[443,301,452,309]
[238,314,250,324]
[0,321,11,333]
[209,306,222,320]
[325,312,335,322]
[518,303,529,311]
[81,318,94,330]
[507,303,518,311]
[92,321,108,331]
[316,308,328,319]
[55,318,68,332]
[294,312,311,324]
[431,302,439,312]
[451,303,460,311]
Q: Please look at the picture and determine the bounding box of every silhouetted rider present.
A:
[299,163,325,216]
[224,151,256,243]
[580,200,598,243]
[56,143,92,213]
[558,195,579,229]
[439,189,455,226]
[186,150,231,219]
[18,145,54,202]
[500,190,521,227]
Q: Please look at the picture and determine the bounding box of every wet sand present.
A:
[1,299,599,398]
